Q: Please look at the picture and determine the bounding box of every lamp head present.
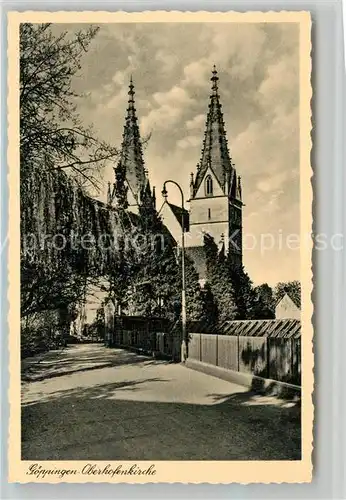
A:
[162,185,168,201]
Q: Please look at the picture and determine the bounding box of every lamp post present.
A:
[162,180,187,362]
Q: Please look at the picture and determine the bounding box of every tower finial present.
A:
[211,65,219,94]
[128,76,135,104]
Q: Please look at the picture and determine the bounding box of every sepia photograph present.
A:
[8,11,313,483]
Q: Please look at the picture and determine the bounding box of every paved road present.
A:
[22,344,301,461]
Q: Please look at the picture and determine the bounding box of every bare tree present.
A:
[20,23,119,191]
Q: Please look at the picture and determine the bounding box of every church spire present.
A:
[192,67,235,198]
[211,64,219,95]
[111,77,148,208]
[127,75,136,118]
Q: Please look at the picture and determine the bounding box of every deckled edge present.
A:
[7,10,312,21]
[308,11,314,481]
[7,11,21,486]
[7,9,313,485]
[301,11,314,482]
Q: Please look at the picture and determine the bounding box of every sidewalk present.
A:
[21,344,301,461]
[21,344,156,382]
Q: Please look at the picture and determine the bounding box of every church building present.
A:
[109,67,243,285]
[160,67,243,283]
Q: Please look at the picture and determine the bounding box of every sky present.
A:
[65,21,300,287]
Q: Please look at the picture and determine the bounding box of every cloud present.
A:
[155,50,179,74]
[105,88,127,110]
[112,70,127,86]
[177,135,201,149]
[182,58,211,87]
[140,86,194,134]
[257,172,287,194]
[257,54,299,114]
[186,114,205,131]
[153,86,192,107]
[65,21,301,285]
[140,104,181,135]
[211,24,268,79]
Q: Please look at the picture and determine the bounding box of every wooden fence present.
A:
[104,315,177,358]
[188,333,301,385]
[104,316,301,385]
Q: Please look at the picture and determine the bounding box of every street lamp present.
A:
[162,180,188,362]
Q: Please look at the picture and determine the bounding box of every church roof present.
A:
[193,67,236,197]
[111,77,148,205]
[166,202,189,231]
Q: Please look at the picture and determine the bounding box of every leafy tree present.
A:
[107,232,140,314]
[129,218,181,319]
[90,304,106,341]
[203,234,270,323]
[179,255,205,322]
[204,233,219,283]
[203,234,237,326]
[252,283,275,319]
[128,193,176,317]
[273,281,301,308]
[109,190,205,324]
[228,265,256,320]
[201,283,218,329]
[21,310,60,357]
[21,259,87,317]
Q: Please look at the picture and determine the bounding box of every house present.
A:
[275,292,301,320]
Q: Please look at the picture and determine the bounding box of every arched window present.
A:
[205,175,213,196]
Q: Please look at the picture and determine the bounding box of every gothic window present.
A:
[205,175,213,196]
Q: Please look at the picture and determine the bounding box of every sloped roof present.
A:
[287,292,301,309]
[166,202,189,231]
[219,319,301,339]
[276,291,301,310]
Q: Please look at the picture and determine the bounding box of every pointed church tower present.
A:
[110,77,155,213]
[187,66,243,268]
